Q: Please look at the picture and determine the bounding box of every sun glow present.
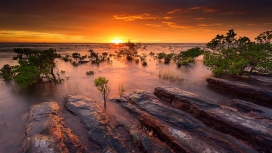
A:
[111,39,123,44]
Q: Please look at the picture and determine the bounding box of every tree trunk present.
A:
[103,96,106,108]
[50,67,56,81]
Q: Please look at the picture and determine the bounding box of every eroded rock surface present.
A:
[65,95,133,153]
[206,77,272,106]
[154,86,272,152]
[22,102,84,153]
[121,90,257,153]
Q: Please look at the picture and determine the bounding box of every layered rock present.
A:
[65,95,134,153]
[154,86,272,152]
[206,77,272,107]
[120,90,257,153]
[22,102,84,153]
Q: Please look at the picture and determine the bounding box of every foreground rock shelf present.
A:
[206,77,272,107]
[154,86,272,152]
[23,102,84,153]
[118,90,257,153]
[65,95,172,153]
[23,87,272,152]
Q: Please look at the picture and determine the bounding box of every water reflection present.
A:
[0,43,248,152]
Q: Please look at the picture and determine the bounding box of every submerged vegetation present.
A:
[204,30,272,77]
[0,48,63,87]
[158,69,183,82]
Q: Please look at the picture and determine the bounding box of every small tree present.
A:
[94,77,111,108]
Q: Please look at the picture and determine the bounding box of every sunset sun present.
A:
[111,39,123,44]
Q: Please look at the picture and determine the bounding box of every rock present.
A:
[122,90,257,153]
[231,99,272,121]
[78,60,90,64]
[64,95,130,153]
[22,102,84,153]
[206,77,272,107]
[154,86,272,152]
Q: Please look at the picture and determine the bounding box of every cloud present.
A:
[145,24,162,27]
[198,23,223,27]
[112,13,159,21]
[162,22,189,29]
[220,12,246,15]
[188,6,216,13]
[194,18,213,20]
[167,9,180,14]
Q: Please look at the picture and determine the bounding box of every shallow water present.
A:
[0,43,268,152]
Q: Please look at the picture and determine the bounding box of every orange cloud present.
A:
[167,9,180,14]
[145,24,162,27]
[194,18,213,20]
[162,22,189,29]
[199,23,223,27]
[112,13,159,21]
[188,6,216,13]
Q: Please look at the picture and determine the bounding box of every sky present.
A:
[0,0,271,43]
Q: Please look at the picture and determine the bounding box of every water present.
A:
[0,43,256,152]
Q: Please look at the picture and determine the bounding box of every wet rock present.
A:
[231,99,272,120]
[122,90,257,153]
[206,77,272,107]
[22,102,84,153]
[154,86,272,152]
[78,60,90,64]
[64,95,130,153]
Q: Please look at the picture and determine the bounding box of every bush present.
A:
[2,48,61,87]
[126,56,133,61]
[176,57,194,67]
[204,30,272,76]
[180,47,204,59]
[0,64,16,80]
[86,71,94,75]
[142,61,147,66]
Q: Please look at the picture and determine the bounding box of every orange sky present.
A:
[0,0,271,43]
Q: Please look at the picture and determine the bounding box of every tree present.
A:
[0,48,61,87]
[0,64,16,80]
[94,77,111,108]
[204,30,272,76]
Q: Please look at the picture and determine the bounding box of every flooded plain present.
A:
[0,43,265,152]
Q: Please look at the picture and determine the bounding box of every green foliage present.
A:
[204,30,272,76]
[180,47,204,59]
[176,57,194,67]
[86,71,94,75]
[94,77,111,107]
[2,48,60,87]
[142,61,147,66]
[157,52,166,59]
[72,52,81,61]
[0,64,16,80]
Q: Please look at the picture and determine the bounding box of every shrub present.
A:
[0,64,16,80]
[204,30,272,76]
[94,77,111,108]
[86,71,94,75]
[9,48,61,87]
[142,61,147,66]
